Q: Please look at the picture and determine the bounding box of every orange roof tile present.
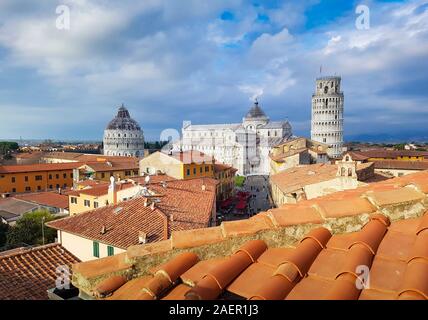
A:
[14,192,69,209]
[0,243,80,300]
[0,162,82,174]
[70,171,428,300]
[47,178,217,249]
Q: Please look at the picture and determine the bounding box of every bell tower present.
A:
[311,76,344,158]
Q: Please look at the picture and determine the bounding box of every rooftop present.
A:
[105,105,141,131]
[0,243,80,300]
[0,162,82,174]
[81,160,138,172]
[70,170,428,300]
[270,163,373,194]
[353,149,428,159]
[47,178,218,249]
[0,197,39,216]
[374,160,428,171]
[168,150,214,165]
[14,191,69,210]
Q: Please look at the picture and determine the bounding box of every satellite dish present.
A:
[145,175,150,184]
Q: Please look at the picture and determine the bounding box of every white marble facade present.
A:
[172,101,293,175]
[103,105,145,157]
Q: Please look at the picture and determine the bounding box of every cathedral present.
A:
[103,105,145,157]
[172,100,293,175]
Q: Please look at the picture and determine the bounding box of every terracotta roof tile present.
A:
[180,258,227,286]
[0,162,82,174]
[268,206,324,227]
[71,172,428,300]
[106,276,152,300]
[48,178,216,249]
[226,262,274,298]
[171,227,224,249]
[93,275,127,298]
[0,243,80,300]
[257,247,294,268]
[368,187,425,207]
[398,260,428,299]
[376,230,416,261]
[316,198,376,219]
[366,257,407,292]
[285,276,334,300]
[162,284,192,300]
[221,215,273,237]
[15,192,69,210]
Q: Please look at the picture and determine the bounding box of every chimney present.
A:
[202,184,206,191]
[108,176,117,205]
[170,214,174,222]
[138,231,147,244]
[100,225,106,235]
[150,201,155,210]
[58,187,62,195]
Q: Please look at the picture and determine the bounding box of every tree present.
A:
[0,141,19,156]
[6,210,57,248]
[0,222,9,248]
[394,143,406,150]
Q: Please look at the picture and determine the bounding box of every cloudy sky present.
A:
[0,0,427,142]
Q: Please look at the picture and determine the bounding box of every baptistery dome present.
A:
[103,105,145,157]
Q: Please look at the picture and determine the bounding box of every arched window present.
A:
[348,168,353,176]
[341,167,346,176]
[324,86,328,94]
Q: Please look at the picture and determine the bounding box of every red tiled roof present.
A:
[82,161,138,172]
[355,149,428,159]
[70,170,428,300]
[47,178,217,249]
[169,151,214,164]
[14,192,69,210]
[374,160,428,171]
[70,182,136,197]
[0,162,82,174]
[86,213,428,300]
[0,243,80,300]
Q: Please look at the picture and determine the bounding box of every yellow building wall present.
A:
[0,169,74,194]
[182,163,214,180]
[69,194,109,215]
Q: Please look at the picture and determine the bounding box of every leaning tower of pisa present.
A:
[311,76,344,158]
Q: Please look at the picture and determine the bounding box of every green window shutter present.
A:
[93,241,100,257]
[107,246,114,256]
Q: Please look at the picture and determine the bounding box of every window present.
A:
[107,246,114,256]
[94,201,99,208]
[125,171,131,176]
[56,184,60,189]
[71,197,77,204]
[63,173,67,178]
[200,167,202,173]
[84,200,91,207]
[101,173,105,179]
[37,186,41,191]
[12,188,16,193]
[186,169,190,176]
[49,174,52,180]
[205,166,209,172]
[93,241,100,258]
[193,168,196,175]
[35,175,42,181]
[25,176,28,182]
[49,185,53,189]
[11,177,15,183]
[56,174,59,179]
[25,186,31,191]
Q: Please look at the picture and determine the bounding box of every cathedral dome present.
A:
[106,105,141,131]
[245,100,267,119]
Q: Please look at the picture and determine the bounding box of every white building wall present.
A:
[57,231,126,262]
